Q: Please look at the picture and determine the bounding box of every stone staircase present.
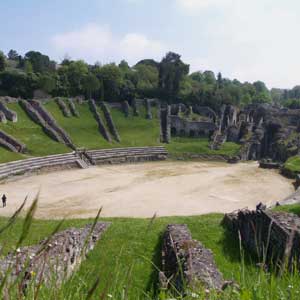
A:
[87,146,168,165]
[210,130,227,150]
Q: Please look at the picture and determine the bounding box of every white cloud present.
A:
[51,23,167,65]
[175,0,300,88]
[176,0,232,13]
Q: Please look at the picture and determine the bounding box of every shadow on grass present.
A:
[145,230,163,298]
[219,222,258,267]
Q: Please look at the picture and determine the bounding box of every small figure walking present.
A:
[2,194,7,208]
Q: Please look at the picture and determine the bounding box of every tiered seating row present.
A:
[87,146,168,164]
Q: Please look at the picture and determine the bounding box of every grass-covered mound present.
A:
[284,155,300,173]
[1,204,300,299]
[0,102,69,163]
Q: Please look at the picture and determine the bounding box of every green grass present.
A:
[0,147,26,163]
[44,101,112,149]
[0,101,241,163]
[166,137,241,158]
[1,208,299,299]
[284,155,300,173]
[273,203,300,216]
[0,102,69,160]
[110,106,161,147]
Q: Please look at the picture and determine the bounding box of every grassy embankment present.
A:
[0,203,299,299]
[284,155,300,174]
[0,102,69,163]
[0,100,240,163]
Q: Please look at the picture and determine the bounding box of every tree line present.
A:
[0,49,297,109]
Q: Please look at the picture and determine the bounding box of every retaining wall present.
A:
[100,101,121,142]
[89,100,112,142]
[223,209,300,270]
[0,223,110,290]
[161,224,224,292]
[68,99,79,117]
[0,130,26,153]
[29,100,74,148]
[0,147,169,181]
[87,146,168,165]
[0,100,17,122]
[0,111,7,123]
[56,98,71,117]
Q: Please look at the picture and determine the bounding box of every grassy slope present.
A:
[167,137,241,158]
[0,101,241,163]
[44,101,112,149]
[284,155,300,173]
[0,214,248,299]
[0,102,69,161]
[1,205,299,299]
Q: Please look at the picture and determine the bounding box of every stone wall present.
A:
[145,99,153,120]
[20,100,65,144]
[0,100,17,122]
[122,101,130,117]
[56,98,71,117]
[87,146,168,165]
[160,105,171,143]
[29,100,75,149]
[132,99,139,116]
[0,130,26,153]
[68,99,80,117]
[89,100,112,142]
[0,111,7,123]
[223,209,300,270]
[161,224,224,293]
[170,115,217,138]
[100,101,121,142]
[0,223,110,290]
[0,152,88,181]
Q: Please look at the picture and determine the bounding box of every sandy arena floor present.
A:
[0,161,294,219]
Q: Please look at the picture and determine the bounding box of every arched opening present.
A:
[189,130,196,137]
[199,130,205,137]
[180,129,185,136]
[171,127,177,136]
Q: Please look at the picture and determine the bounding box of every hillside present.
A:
[0,100,240,163]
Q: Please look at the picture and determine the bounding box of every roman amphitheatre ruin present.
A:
[0,96,300,296]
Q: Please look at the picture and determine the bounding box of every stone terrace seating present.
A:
[0,152,79,180]
[86,146,168,164]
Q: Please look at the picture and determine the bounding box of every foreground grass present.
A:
[1,205,300,299]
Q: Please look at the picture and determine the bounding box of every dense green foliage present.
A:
[0,48,290,109]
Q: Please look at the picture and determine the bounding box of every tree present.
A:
[7,49,19,60]
[83,74,100,99]
[37,74,56,94]
[0,51,5,71]
[158,52,189,101]
[24,51,55,73]
[94,63,122,101]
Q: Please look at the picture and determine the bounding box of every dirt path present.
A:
[0,161,294,219]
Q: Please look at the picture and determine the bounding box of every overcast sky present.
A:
[1,0,300,89]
